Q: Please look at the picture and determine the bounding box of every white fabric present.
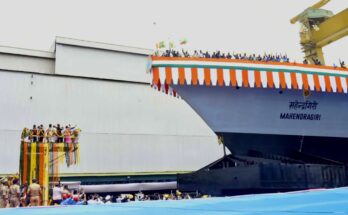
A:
[318,75,326,92]
[341,77,347,93]
[49,136,57,143]
[260,71,268,88]
[248,70,255,88]
[329,76,336,93]
[307,74,315,91]
[52,187,63,200]
[210,68,217,86]
[236,69,243,87]
[296,73,303,90]
[272,72,280,88]
[284,72,292,89]
[197,68,204,85]
[172,67,178,85]
[223,69,230,86]
[159,67,166,85]
[87,199,97,205]
[184,68,192,85]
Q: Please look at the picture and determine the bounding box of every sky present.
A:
[0,0,346,65]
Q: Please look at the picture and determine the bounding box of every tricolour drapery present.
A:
[151,57,348,95]
[19,142,80,205]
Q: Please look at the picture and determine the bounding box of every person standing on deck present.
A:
[38,125,45,143]
[21,128,30,142]
[20,183,28,207]
[54,124,63,143]
[51,182,63,205]
[0,179,9,208]
[63,126,72,144]
[71,128,81,144]
[46,124,57,144]
[27,179,41,207]
[9,179,20,207]
[30,125,38,143]
[0,178,5,208]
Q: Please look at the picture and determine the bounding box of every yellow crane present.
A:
[291,0,348,65]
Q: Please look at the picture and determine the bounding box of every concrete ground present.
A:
[1,187,348,215]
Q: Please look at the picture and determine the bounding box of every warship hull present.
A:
[151,57,348,195]
[174,86,348,195]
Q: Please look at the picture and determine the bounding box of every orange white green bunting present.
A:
[151,57,348,94]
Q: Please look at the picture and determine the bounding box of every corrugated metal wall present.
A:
[55,44,150,83]
[0,71,222,174]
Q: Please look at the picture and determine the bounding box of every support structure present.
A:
[291,0,348,64]
[19,142,80,206]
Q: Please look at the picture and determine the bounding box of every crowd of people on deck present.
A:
[21,124,81,144]
[155,49,346,68]
[158,49,291,63]
[0,176,208,208]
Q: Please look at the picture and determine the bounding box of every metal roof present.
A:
[0,37,153,59]
[0,45,54,59]
[55,37,153,56]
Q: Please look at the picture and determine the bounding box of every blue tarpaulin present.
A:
[1,187,348,215]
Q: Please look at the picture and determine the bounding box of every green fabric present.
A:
[152,64,348,77]
[19,141,24,184]
[26,143,31,185]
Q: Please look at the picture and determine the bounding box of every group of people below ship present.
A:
[0,177,20,208]
[0,176,42,208]
[53,184,207,206]
[156,49,346,68]
[21,124,81,144]
[0,175,209,208]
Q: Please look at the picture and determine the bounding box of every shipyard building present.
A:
[0,37,223,187]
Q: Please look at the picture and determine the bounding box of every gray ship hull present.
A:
[173,85,348,195]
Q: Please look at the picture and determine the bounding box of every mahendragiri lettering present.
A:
[280,113,321,120]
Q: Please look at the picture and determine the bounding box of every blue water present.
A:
[2,188,348,215]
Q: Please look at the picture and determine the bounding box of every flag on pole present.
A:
[169,41,174,49]
[159,41,166,48]
[180,38,188,45]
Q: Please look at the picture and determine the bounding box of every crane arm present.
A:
[312,8,348,47]
[311,0,331,10]
[290,0,331,24]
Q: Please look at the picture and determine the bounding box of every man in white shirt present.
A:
[51,183,63,205]
[104,195,112,204]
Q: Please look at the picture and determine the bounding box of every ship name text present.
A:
[280,100,321,121]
